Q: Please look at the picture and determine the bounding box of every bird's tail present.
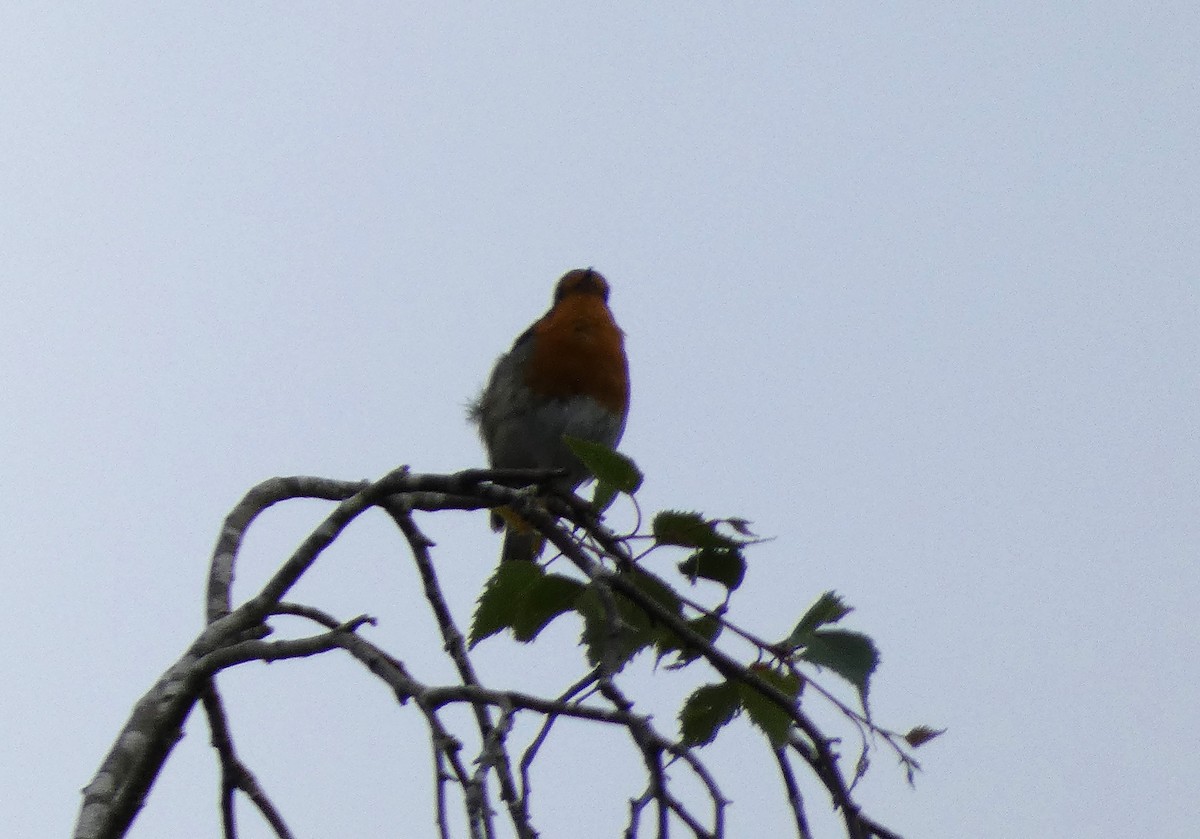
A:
[491,506,546,563]
[500,528,543,563]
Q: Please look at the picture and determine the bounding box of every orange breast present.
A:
[524,295,629,415]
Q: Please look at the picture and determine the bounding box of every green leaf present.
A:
[677,547,746,590]
[679,681,741,747]
[782,591,853,650]
[653,511,759,550]
[624,568,683,617]
[470,562,545,647]
[798,629,880,709]
[656,613,722,669]
[738,666,803,748]
[577,584,657,671]
[653,511,738,549]
[563,437,643,494]
[512,573,586,642]
[591,480,619,514]
[903,725,946,748]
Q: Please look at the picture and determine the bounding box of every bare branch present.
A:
[774,747,814,839]
[206,476,367,623]
[201,683,295,839]
[380,496,526,839]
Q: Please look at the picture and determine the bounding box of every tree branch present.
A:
[78,467,919,839]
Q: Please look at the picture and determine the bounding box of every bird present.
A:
[469,268,630,562]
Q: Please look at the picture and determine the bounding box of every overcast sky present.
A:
[2,4,1197,838]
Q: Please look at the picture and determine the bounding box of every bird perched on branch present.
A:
[469,268,630,562]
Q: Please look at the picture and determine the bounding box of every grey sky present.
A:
[2,4,1196,838]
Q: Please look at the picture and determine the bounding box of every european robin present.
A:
[469,268,630,562]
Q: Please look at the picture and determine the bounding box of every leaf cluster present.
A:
[470,442,942,760]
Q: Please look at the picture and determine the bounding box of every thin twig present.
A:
[774,747,813,839]
[381,498,525,839]
[429,738,452,839]
[518,667,601,807]
[200,683,295,839]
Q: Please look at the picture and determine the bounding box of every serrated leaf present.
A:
[799,629,879,709]
[564,437,643,493]
[653,511,758,550]
[577,585,656,671]
[903,725,946,748]
[578,571,685,671]
[512,573,586,642]
[677,547,746,590]
[624,568,683,618]
[652,511,738,549]
[656,613,722,668]
[470,562,545,647]
[679,681,741,747]
[739,666,803,748]
[782,591,854,650]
